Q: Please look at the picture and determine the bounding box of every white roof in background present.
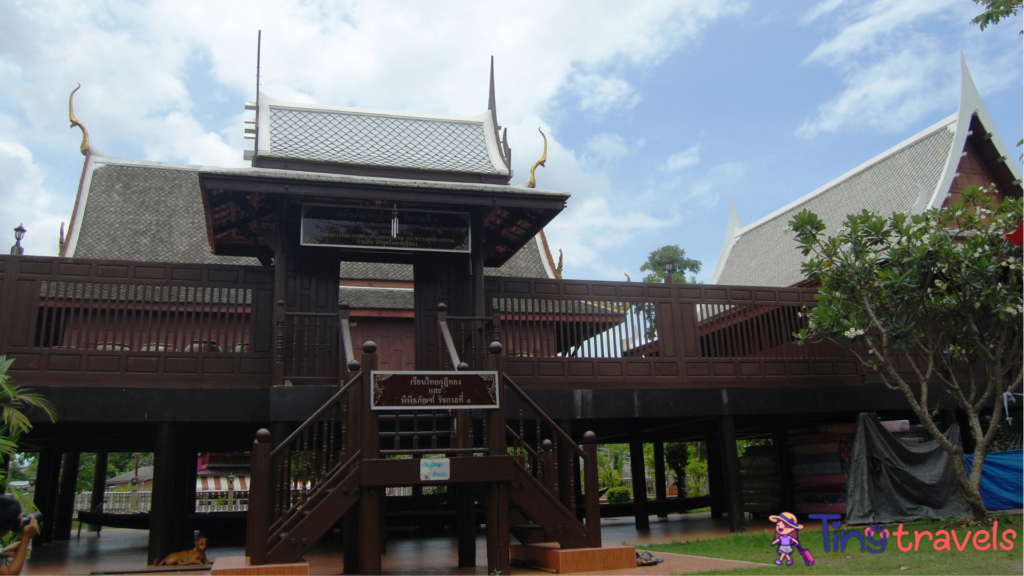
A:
[257,94,509,176]
[711,56,1021,287]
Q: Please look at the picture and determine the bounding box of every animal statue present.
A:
[154,537,209,566]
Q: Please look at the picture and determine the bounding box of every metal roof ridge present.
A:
[259,92,491,125]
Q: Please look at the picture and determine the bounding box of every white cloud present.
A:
[795,0,1017,138]
[801,0,847,25]
[567,74,641,116]
[586,133,630,161]
[681,162,744,210]
[797,42,953,138]
[660,145,701,171]
[0,139,65,256]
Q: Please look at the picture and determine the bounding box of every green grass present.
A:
[641,514,1023,575]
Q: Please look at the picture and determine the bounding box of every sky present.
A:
[0,0,1020,282]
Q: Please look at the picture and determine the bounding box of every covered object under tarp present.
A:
[965,449,1023,511]
[846,413,971,524]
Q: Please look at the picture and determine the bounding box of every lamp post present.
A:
[10,224,25,255]
[130,476,139,512]
[662,259,675,284]
[226,474,236,511]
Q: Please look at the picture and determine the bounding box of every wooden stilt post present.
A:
[343,350,363,575]
[89,452,108,533]
[719,416,745,533]
[53,452,81,540]
[629,435,650,530]
[654,441,667,518]
[32,451,58,546]
[706,433,725,519]
[149,423,182,565]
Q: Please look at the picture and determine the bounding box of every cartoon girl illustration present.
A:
[769,512,804,566]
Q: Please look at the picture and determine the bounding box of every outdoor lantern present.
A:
[10,224,25,255]
[663,259,674,283]
[227,474,236,489]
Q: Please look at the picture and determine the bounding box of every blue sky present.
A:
[0,0,1020,282]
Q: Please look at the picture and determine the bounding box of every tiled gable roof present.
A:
[259,96,508,176]
[714,121,956,287]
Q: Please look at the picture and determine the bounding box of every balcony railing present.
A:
[484,277,861,388]
[0,255,274,387]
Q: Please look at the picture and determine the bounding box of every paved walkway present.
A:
[23,513,769,575]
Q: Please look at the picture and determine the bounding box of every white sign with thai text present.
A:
[420,458,451,481]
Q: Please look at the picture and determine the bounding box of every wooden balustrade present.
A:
[484,276,862,388]
[0,255,274,387]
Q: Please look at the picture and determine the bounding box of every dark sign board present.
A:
[370,371,499,410]
[301,204,470,253]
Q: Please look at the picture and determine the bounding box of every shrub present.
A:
[606,486,632,503]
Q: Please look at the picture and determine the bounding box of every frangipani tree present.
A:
[788,185,1023,520]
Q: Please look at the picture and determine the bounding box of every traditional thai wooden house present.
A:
[5,57,1018,573]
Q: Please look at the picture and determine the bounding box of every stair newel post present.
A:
[342,352,361,573]
[246,428,273,565]
[486,341,505,456]
[540,439,556,494]
[485,340,510,575]
[582,431,602,548]
[358,341,382,575]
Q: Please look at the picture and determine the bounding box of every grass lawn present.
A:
[641,514,1023,575]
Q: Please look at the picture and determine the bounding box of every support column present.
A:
[359,343,382,575]
[486,482,510,575]
[772,425,795,513]
[53,452,81,540]
[706,434,725,519]
[628,435,649,530]
[719,416,745,533]
[149,423,184,565]
[36,451,62,544]
[88,452,108,532]
[456,411,475,568]
[653,441,667,518]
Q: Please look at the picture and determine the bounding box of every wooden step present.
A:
[511,543,635,574]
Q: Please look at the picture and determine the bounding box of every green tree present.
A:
[664,442,689,497]
[970,0,1022,31]
[0,357,56,491]
[788,185,1023,520]
[640,245,701,284]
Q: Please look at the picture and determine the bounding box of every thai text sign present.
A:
[301,204,470,253]
[370,371,499,410]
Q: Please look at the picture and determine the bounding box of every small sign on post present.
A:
[370,371,499,410]
[420,458,451,481]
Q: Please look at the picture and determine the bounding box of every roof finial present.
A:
[555,249,563,279]
[488,56,497,118]
[624,273,631,282]
[59,222,65,256]
[528,128,547,188]
[69,84,90,156]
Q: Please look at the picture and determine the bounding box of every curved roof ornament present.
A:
[527,127,547,189]
[69,84,90,156]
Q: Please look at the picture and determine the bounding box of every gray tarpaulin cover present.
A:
[846,413,971,524]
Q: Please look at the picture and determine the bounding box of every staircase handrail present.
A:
[436,303,464,369]
[339,301,356,372]
[502,374,585,458]
[269,370,361,460]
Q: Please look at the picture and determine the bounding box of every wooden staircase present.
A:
[245,317,604,575]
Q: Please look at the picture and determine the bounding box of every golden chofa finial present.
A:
[69,84,90,156]
[527,127,547,188]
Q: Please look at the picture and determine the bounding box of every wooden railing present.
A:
[484,277,861,388]
[0,255,274,387]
